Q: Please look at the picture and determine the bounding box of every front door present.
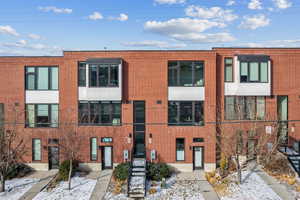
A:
[102,146,113,169]
[48,146,59,170]
[133,101,145,158]
[193,147,203,170]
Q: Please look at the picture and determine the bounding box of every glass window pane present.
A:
[110,65,119,86]
[168,102,179,125]
[37,105,49,127]
[51,67,58,90]
[51,105,58,127]
[240,62,248,82]
[78,103,89,124]
[78,62,86,87]
[112,103,121,125]
[37,68,49,90]
[0,103,4,126]
[194,62,204,86]
[278,96,288,120]
[236,97,245,120]
[225,58,233,64]
[179,102,193,125]
[99,65,109,86]
[168,61,178,86]
[225,97,235,120]
[27,104,35,127]
[26,67,36,90]
[180,61,193,86]
[249,62,259,81]
[91,138,97,161]
[245,97,256,120]
[260,62,268,82]
[225,66,233,82]
[195,102,204,125]
[89,65,98,87]
[33,139,41,161]
[256,97,265,120]
[90,102,100,124]
[101,103,111,124]
[176,138,185,161]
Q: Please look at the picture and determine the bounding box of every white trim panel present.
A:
[26,91,59,104]
[168,87,205,101]
[224,58,271,96]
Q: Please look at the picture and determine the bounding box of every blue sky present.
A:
[0,0,299,55]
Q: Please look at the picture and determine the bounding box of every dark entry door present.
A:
[102,146,113,169]
[193,147,203,170]
[48,146,59,170]
[133,101,145,158]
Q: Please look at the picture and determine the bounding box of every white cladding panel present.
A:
[168,87,205,101]
[26,91,59,104]
[224,57,271,96]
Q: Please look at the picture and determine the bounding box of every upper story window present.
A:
[78,62,86,87]
[168,61,204,87]
[25,66,58,90]
[26,104,59,128]
[224,58,233,82]
[78,101,121,125]
[168,101,204,126]
[89,64,119,87]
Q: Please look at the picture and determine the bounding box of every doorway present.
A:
[193,146,204,170]
[102,146,113,169]
[133,101,145,158]
[48,146,59,170]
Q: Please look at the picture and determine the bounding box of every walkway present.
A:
[19,170,58,200]
[176,171,220,200]
[90,170,113,200]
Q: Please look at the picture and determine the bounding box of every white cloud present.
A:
[0,25,19,36]
[185,6,238,22]
[171,32,235,43]
[109,13,129,21]
[154,0,186,4]
[240,39,300,47]
[273,0,292,9]
[38,6,72,14]
[248,0,263,10]
[28,33,42,40]
[122,40,186,48]
[240,14,270,30]
[227,0,235,6]
[88,12,103,20]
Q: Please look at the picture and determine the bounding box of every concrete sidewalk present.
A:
[176,171,220,200]
[90,170,113,200]
[19,170,58,200]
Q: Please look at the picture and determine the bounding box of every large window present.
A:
[89,64,119,87]
[168,101,204,126]
[78,62,86,87]
[224,58,233,82]
[25,66,58,90]
[168,61,204,87]
[32,139,41,161]
[90,137,97,161]
[176,138,185,161]
[225,96,265,120]
[26,104,59,127]
[78,101,121,125]
[240,62,268,83]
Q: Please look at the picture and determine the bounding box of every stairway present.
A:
[279,146,300,175]
[128,158,146,198]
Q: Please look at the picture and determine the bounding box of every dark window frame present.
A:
[25,66,59,90]
[168,101,204,126]
[78,61,87,87]
[224,57,234,82]
[168,61,205,87]
[239,61,268,83]
[90,137,98,161]
[25,104,59,128]
[88,64,119,88]
[176,138,185,161]
[32,138,42,161]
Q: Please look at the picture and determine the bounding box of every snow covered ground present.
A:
[0,178,39,200]
[221,170,282,200]
[33,176,97,200]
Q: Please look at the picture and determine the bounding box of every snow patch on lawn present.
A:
[33,176,96,200]
[0,178,39,200]
[221,170,282,200]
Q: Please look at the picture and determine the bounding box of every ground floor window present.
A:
[32,139,41,161]
[26,104,59,127]
[90,137,98,161]
[176,138,185,161]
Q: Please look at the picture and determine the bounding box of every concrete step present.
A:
[132,172,146,176]
[132,158,146,167]
[132,167,145,172]
[128,193,145,198]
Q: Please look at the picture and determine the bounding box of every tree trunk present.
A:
[0,174,5,192]
[236,155,242,184]
[68,159,72,190]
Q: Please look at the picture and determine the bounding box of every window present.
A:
[26,104,59,127]
[78,101,121,125]
[88,64,119,87]
[240,62,268,83]
[78,62,86,87]
[0,103,4,126]
[176,138,185,161]
[168,101,204,126]
[225,58,233,82]
[32,139,41,161]
[225,96,265,120]
[168,61,204,87]
[25,66,59,90]
[90,138,97,161]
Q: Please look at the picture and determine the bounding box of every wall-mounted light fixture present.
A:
[127,133,132,144]
[149,133,152,144]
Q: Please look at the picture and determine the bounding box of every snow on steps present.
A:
[128,158,146,198]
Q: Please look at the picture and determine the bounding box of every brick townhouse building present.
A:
[0,48,299,172]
